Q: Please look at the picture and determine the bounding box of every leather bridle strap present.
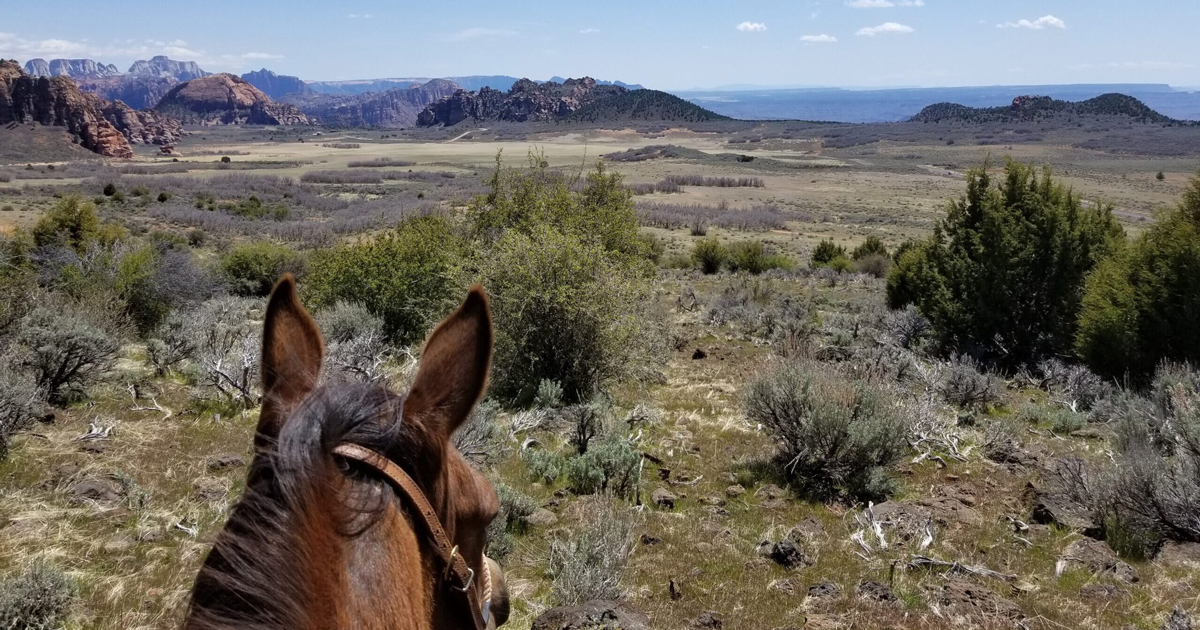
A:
[332,443,490,630]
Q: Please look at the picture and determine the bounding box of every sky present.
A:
[1,0,1198,90]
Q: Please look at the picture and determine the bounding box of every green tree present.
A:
[1077,173,1200,379]
[851,236,889,261]
[31,196,101,252]
[307,216,462,346]
[219,241,305,298]
[887,161,1122,367]
[811,239,848,268]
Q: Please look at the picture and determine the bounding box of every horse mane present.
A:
[185,382,438,630]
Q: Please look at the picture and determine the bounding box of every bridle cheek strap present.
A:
[333,443,490,630]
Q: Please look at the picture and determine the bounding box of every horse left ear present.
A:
[258,274,324,444]
[405,286,493,438]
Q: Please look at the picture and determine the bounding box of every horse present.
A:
[184,274,510,630]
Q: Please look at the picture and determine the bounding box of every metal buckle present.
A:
[452,567,475,593]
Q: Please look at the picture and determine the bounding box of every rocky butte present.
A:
[0,59,133,158]
[155,73,311,125]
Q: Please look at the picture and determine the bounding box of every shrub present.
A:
[146,311,196,377]
[692,237,726,274]
[938,355,1003,409]
[103,182,117,196]
[188,296,260,406]
[31,196,102,252]
[1157,171,1166,181]
[888,161,1123,368]
[314,301,392,383]
[482,226,662,405]
[0,562,75,630]
[547,497,637,606]
[811,239,847,267]
[1049,408,1087,435]
[851,253,891,278]
[486,483,538,559]
[851,236,888,261]
[881,305,930,349]
[0,363,43,461]
[17,305,119,405]
[565,436,641,498]
[535,379,565,409]
[1077,173,1200,380]
[131,185,149,197]
[523,448,567,484]
[314,301,384,343]
[744,362,908,501]
[1038,359,1111,411]
[725,241,792,275]
[220,241,305,298]
[157,191,172,203]
[452,399,504,467]
[307,216,461,346]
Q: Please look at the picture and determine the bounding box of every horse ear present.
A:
[405,286,493,438]
[257,274,324,444]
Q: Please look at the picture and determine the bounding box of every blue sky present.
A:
[2,0,1198,90]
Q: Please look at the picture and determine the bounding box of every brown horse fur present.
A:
[185,275,510,630]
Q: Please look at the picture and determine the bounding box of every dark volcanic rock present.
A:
[856,580,897,602]
[242,68,311,101]
[129,56,208,81]
[808,582,841,598]
[768,539,812,570]
[417,77,626,126]
[156,74,311,125]
[0,60,133,158]
[68,479,123,504]
[935,578,1023,620]
[531,601,650,630]
[294,79,458,128]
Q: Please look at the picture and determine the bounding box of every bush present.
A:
[102,182,117,196]
[1077,173,1200,380]
[725,241,792,275]
[851,236,888,261]
[535,379,565,409]
[0,562,75,630]
[482,226,662,405]
[851,253,891,278]
[31,196,102,252]
[523,448,567,484]
[314,301,384,343]
[881,305,930,349]
[565,436,641,498]
[17,305,119,405]
[888,161,1123,368]
[315,301,392,383]
[0,363,43,461]
[219,241,305,298]
[938,355,1003,409]
[547,497,637,606]
[744,362,908,501]
[307,216,461,346]
[452,399,504,467]
[486,483,538,560]
[157,192,172,203]
[187,296,260,406]
[692,237,726,274]
[811,239,847,268]
[146,311,196,376]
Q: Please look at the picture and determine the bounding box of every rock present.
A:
[757,484,787,500]
[768,539,812,570]
[128,56,207,81]
[700,495,726,507]
[856,580,896,602]
[241,69,312,100]
[1162,607,1193,630]
[68,479,123,505]
[0,61,133,158]
[156,74,312,125]
[936,578,1024,619]
[670,579,683,600]
[725,484,745,498]
[640,534,662,546]
[692,611,722,629]
[1079,583,1127,600]
[292,80,459,128]
[1027,482,1101,536]
[98,99,185,145]
[692,348,708,360]
[205,453,247,471]
[1158,542,1200,570]
[193,476,230,503]
[136,528,166,543]
[788,517,826,541]
[525,508,558,527]
[652,488,677,510]
[808,582,841,598]
[531,600,651,630]
[417,77,629,127]
[769,578,797,594]
[24,58,121,80]
[1059,539,1139,583]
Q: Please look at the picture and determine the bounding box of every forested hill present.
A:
[564,90,730,124]
[912,93,1176,124]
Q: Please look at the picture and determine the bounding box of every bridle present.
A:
[333,443,493,630]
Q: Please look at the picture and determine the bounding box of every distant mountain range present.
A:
[912,94,1175,125]
[286,79,460,128]
[416,77,721,127]
[307,75,643,95]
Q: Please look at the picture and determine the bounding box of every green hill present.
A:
[564,89,730,124]
[912,93,1174,124]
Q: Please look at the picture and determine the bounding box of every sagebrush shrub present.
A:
[486,483,538,559]
[566,436,641,498]
[523,448,566,484]
[452,399,504,468]
[0,363,43,461]
[744,362,908,501]
[315,302,392,383]
[146,311,196,376]
[881,305,930,350]
[187,296,260,406]
[692,237,726,274]
[534,379,565,409]
[547,497,638,606]
[17,305,120,405]
[938,355,1003,409]
[0,562,75,630]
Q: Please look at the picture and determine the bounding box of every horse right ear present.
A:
[404,286,493,439]
[257,274,324,448]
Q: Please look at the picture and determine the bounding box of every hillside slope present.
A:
[565,89,729,123]
[156,74,311,125]
[913,94,1175,124]
[0,60,133,157]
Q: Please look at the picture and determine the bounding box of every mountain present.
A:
[0,60,133,157]
[241,68,311,100]
[128,56,208,81]
[548,76,644,90]
[912,94,1175,124]
[564,90,728,123]
[24,58,121,79]
[97,99,185,146]
[155,73,311,125]
[416,77,630,126]
[291,79,459,128]
[75,75,178,110]
[306,75,518,95]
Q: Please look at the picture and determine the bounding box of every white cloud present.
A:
[242,52,284,60]
[579,28,600,34]
[846,0,923,7]
[736,22,767,32]
[347,13,373,19]
[0,33,90,57]
[998,15,1066,30]
[800,34,838,44]
[444,27,517,41]
[856,22,915,36]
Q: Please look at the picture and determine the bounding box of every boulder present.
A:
[808,582,841,598]
[652,487,677,510]
[1027,482,1101,536]
[531,601,650,630]
[692,611,722,629]
[205,453,247,471]
[1162,607,1193,630]
[1058,538,1139,583]
[768,539,812,570]
[725,484,746,498]
[856,580,896,602]
[524,508,558,527]
[68,479,123,505]
[0,61,133,158]
[935,578,1024,620]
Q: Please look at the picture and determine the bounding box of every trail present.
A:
[447,128,487,143]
